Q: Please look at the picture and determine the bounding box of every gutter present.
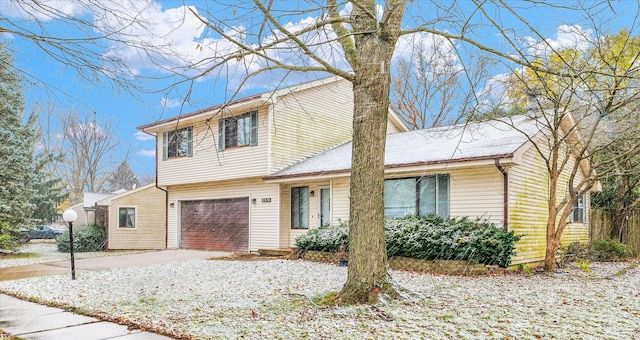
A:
[494,158,509,230]
[143,129,169,249]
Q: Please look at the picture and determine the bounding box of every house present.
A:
[264,114,598,264]
[138,75,596,265]
[66,192,121,226]
[96,183,167,250]
[137,76,408,253]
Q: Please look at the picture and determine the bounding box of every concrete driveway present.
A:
[0,249,232,281]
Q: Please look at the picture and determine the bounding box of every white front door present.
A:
[319,187,331,226]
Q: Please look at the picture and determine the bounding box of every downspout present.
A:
[144,129,169,248]
[495,158,509,230]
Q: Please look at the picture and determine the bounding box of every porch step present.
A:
[258,248,293,257]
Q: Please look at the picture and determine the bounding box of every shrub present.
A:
[295,222,349,253]
[591,239,630,261]
[295,215,522,267]
[386,215,521,267]
[56,224,106,252]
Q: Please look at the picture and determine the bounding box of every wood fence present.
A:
[590,208,640,256]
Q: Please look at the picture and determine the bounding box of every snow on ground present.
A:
[1,254,639,339]
[0,243,147,268]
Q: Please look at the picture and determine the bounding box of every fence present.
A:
[590,208,640,255]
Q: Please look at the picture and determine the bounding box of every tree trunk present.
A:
[544,172,559,272]
[611,175,627,241]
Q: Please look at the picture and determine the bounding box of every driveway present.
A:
[0,249,232,281]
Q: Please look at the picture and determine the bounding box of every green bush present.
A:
[591,239,630,261]
[295,222,349,253]
[295,215,522,267]
[56,224,106,252]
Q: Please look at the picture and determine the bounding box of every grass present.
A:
[0,253,38,260]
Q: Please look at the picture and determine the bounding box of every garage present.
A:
[180,198,249,252]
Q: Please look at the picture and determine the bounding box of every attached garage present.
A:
[180,198,249,252]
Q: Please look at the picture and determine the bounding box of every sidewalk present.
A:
[1,248,231,339]
[0,294,172,339]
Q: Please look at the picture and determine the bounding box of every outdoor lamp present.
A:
[62,209,78,280]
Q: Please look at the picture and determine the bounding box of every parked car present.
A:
[20,225,66,242]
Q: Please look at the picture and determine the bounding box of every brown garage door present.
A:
[180,198,249,252]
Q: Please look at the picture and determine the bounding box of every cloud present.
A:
[161,97,181,109]
[524,25,593,57]
[0,0,86,21]
[134,131,155,141]
[137,149,156,157]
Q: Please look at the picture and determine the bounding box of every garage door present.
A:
[180,198,249,252]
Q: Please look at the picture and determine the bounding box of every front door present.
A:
[319,187,330,226]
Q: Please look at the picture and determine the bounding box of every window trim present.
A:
[291,186,309,229]
[118,206,137,229]
[162,126,193,160]
[218,110,258,151]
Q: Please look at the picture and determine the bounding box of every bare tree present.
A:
[501,29,640,271]
[60,111,119,201]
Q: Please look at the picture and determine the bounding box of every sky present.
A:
[1,0,638,179]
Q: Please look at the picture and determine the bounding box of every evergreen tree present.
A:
[107,160,139,192]
[0,43,36,236]
[31,151,68,224]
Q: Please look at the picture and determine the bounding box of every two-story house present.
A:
[137,76,408,252]
[137,76,597,265]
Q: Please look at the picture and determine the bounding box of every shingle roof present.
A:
[83,192,116,209]
[267,115,540,179]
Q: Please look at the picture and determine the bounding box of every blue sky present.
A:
[2,0,638,178]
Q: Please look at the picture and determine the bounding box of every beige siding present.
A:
[449,167,505,225]
[278,181,330,247]
[386,117,404,134]
[166,178,280,251]
[509,142,589,264]
[158,107,270,186]
[269,80,354,172]
[331,177,351,224]
[108,187,166,250]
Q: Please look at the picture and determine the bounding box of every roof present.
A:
[266,115,541,180]
[83,192,117,209]
[96,183,160,206]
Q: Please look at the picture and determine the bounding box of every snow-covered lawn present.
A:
[1,255,638,339]
[0,243,148,268]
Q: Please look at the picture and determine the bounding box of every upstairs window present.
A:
[162,127,193,160]
[384,174,450,218]
[218,111,258,151]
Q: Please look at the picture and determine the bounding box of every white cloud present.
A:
[160,97,181,109]
[525,25,593,57]
[0,0,86,21]
[134,131,155,141]
[137,149,156,157]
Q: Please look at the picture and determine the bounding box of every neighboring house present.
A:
[137,76,408,253]
[96,183,166,250]
[66,192,120,226]
[265,114,599,264]
[138,74,596,265]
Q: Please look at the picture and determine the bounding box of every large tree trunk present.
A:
[339,0,404,304]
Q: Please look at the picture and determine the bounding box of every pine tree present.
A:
[31,151,68,224]
[107,160,139,192]
[0,43,36,234]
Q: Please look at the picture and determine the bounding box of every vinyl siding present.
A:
[509,141,589,264]
[269,80,354,173]
[449,167,505,225]
[166,178,279,251]
[278,181,330,247]
[331,177,351,224]
[107,186,166,250]
[157,107,270,186]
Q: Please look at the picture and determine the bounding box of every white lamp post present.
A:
[62,209,78,280]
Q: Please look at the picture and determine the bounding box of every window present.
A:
[119,207,136,228]
[162,127,192,160]
[384,174,449,218]
[218,111,258,151]
[571,194,586,223]
[291,186,309,229]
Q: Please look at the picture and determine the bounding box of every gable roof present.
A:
[137,76,409,134]
[83,192,117,209]
[266,115,540,180]
[96,183,159,206]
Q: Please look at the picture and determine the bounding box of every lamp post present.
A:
[62,209,78,280]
